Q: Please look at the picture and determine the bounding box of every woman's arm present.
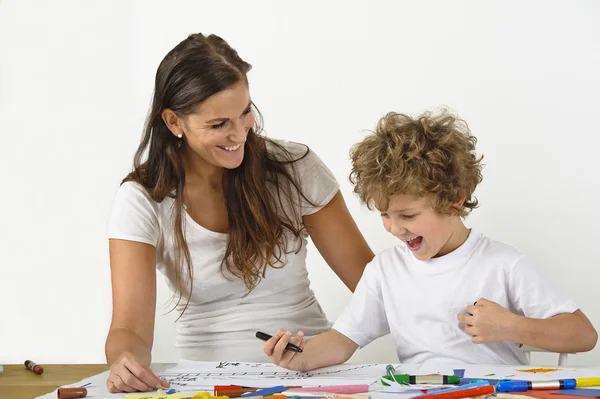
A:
[105,239,169,393]
[303,191,374,291]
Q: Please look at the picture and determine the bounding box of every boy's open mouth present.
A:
[406,236,423,250]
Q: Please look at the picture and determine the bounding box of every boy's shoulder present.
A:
[474,232,525,268]
[368,244,412,273]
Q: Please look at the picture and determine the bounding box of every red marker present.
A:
[24,360,44,374]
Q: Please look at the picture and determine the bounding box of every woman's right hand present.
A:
[106,351,169,393]
[263,328,307,371]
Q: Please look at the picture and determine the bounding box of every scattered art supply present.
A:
[485,374,496,377]
[24,359,44,374]
[512,392,598,399]
[497,380,577,392]
[241,385,288,397]
[453,369,465,378]
[123,394,189,399]
[57,387,88,399]
[552,389,600,398]
[282,391,369,399]
[214,387,259,397]
[289,385,370,394]
[383,374,461,385]
[412,384,495,399]
[518,368,561,373]
[576,378,600,387]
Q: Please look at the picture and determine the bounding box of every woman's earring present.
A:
[177,134,183,138]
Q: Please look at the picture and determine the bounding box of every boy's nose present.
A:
[390,221,406,237]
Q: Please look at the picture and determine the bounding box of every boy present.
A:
[263,109,597,370]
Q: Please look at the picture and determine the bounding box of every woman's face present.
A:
[172,80,255,171]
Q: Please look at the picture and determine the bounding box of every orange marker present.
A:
[24,360,44,374]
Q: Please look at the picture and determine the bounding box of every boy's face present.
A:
[380,193,462,260]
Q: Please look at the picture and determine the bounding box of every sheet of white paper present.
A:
[159,360,396,388]
[34,362,405,399]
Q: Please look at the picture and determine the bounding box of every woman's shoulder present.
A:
[108,180,164,245]
[111,180,168,221]
[116,180,157,204]
[265,138,328,171]
[265,138,310,159]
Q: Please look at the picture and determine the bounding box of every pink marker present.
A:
[288,385,370,394]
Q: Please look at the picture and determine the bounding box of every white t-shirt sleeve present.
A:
[508,255,578,319]
[107,181,160,246]
[295,147,340,216]
[332,261,390,347]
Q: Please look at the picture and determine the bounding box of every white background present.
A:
[1,0,599,366]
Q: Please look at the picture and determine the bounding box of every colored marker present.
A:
[216,386,303,397]
[428,381,490,394]
[255,332,303,353]
[383,374,461,385]
[385,364,398,382]
[458,377,503,385]
[496,379,576,392]
[282,393,369,399]
[412,385,495,399]
[56,387,87,399]
[24,360,44,375]
[215,388,259,397]
[243,395,286,399]
[288,385,369,394]
[577,378,600,387]
[242,386,288,397]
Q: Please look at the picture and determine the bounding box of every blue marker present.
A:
[242,386,288,397]
[496,379,577,392]
[459,377,503,385]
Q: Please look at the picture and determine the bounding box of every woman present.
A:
[105,33,374,393]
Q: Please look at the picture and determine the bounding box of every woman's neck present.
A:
[182,150,224,191]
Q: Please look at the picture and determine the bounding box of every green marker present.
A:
[383,374,461,385]
[385,364,396,381]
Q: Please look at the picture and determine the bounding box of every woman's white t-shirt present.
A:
[108,140,339,361]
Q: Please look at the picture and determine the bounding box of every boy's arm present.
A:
[458,254,597,353]
[459,299,597,353]
[263,329,358,372]
[510,309,597,353]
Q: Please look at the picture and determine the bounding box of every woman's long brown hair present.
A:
[124,33,314,313]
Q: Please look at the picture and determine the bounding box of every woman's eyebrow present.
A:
[204,101,252,124]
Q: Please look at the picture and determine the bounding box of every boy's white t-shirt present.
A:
[333,230,578,365]
[107,140,338,362]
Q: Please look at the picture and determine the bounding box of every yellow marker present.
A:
[183,394,229,399]
[124,394,189,399]
[577,378,600,387]
[124,392,229,399]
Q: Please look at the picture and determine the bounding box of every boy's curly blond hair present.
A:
[350,108,484,217]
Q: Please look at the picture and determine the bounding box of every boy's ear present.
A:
[452,190,467,214]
